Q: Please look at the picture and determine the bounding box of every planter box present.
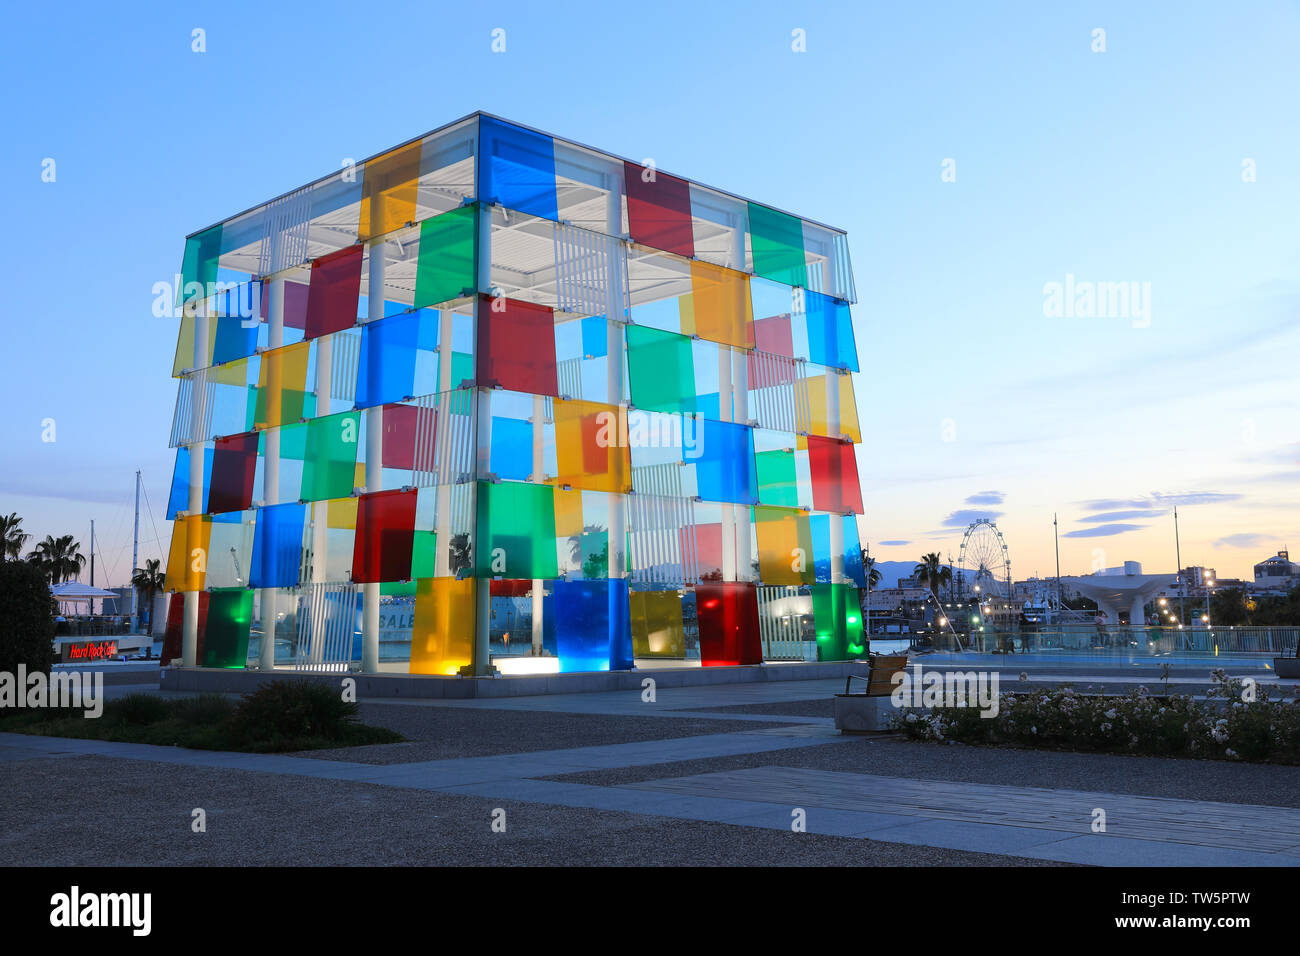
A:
[833,694,898,733]
[1274,657,1300,679]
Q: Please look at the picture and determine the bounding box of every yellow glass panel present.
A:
[554,488,584,538]
[410,576,475,675]
[254,341,310,429]
[799,371,861,448]
[209,355,248,387]
[630,590,685,658]
[171,311,218,377]
[359,141,422,242]
[754,505,814,586]
[551,399,631,494]
[682,260,753,350]
[165,515,213,591]
[326,494,359,531]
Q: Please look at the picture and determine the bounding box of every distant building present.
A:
[1253,550,1300,594]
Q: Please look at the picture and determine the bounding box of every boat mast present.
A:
[132,470,141,631]
[1053,512,1061,612]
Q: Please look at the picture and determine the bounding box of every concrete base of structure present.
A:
[833,694,898,733]
[159,659,870,699]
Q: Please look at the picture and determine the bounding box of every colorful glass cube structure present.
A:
[164,113,863,673]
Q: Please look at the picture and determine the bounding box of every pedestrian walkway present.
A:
[4,703,1296,865]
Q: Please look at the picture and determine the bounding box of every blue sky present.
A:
[2,0,1297,587]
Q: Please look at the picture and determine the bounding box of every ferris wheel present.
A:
[958,518,1012,600]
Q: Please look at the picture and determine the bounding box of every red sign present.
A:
[65,640,118,661]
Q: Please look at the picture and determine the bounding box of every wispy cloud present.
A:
[1077,491,1242,512]
[878,539,911,546]
[1062,523,1147,538]
[942,509,1002,528]
[1079,509,1157,523]
[1214,532,1271,549]
[964,490,1005,505]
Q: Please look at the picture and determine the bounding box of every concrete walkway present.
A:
[5,676,1298,866]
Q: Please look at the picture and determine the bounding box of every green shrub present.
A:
[228,679,357,744]
[169,693,236,725]
[113,693,173,725]
[894,671,1300,765]
[0,560,57,675]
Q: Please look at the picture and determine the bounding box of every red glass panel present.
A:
[382,403,420,470]
[208,431,259,513]
[352,488,418,583]
[748,314,796,388]
[159,590,209,664]
[475,294,558,396]
[696,581,762,666]
[807,435,864,515]
[624,161,694,258]
[261,279,309,330]
[490,579,533,597]
[682,522,723,581]
[304,244,362,339]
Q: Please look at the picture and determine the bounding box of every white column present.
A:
[181,302,209,667]
[362,246,384,673]
[827,369,846,586]
[433,309,455,578]
[531,393,545,655]
[258,277,284,670]
[732,346,751,580]
[304,327,334,667]
[606,169,627,589]
[718,350,736,581]
[468,204,495,675]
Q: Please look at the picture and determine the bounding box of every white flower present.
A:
[1100,722,1112,732]
[1225,748,1238,758]
[1019,672,1028,681]
[905,713,918,723]
[1104,708,1118,720]
[1031,726,1038,734]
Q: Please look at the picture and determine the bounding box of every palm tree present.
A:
[131,558,166,635]
[29,534,86,586]
[0,512,29,561]
[914,552,959,650]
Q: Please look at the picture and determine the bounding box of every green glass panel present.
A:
[381,580,418,596]
[755,449,798,508]
[748,202,807,288]
[475,480,557,579]
[410,529,438,580]
[244,386,257,432]
[812,582,865,662]
[202,587,252,668]
[180,224,223,306]
[626,325,694,415]
[270,421,308,461]
[414,205,477,309]
[300,411,361,502]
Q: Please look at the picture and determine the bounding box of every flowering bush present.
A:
[893,671,1300,765]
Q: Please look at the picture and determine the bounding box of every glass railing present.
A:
[923,625,1300,657]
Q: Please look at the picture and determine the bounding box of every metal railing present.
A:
[946,625,1300,657]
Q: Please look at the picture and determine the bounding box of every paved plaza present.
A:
[4,672,1299,866]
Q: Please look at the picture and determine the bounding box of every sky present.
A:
[1,0,1297,589]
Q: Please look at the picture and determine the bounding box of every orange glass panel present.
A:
[754,505,815,586]
[164,515,213,591]
[359,141,422,242]
[409,576,475,675]
[682,260,753,350]
[554,488,584,538]
[254,341,310,429]
[552,398,631,494]
[799,371,861,447]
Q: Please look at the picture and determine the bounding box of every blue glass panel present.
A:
[478,116,558,220]
[166,445,215,519]
[553,578,633,672]
[581,316,608,358]
[805,290,859,372]
[490,417,534,481]
[810,514,865,586]
[250,502,306,589]
[694,419,757,505]
[213,315,259,365]
[355,311,422,409]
